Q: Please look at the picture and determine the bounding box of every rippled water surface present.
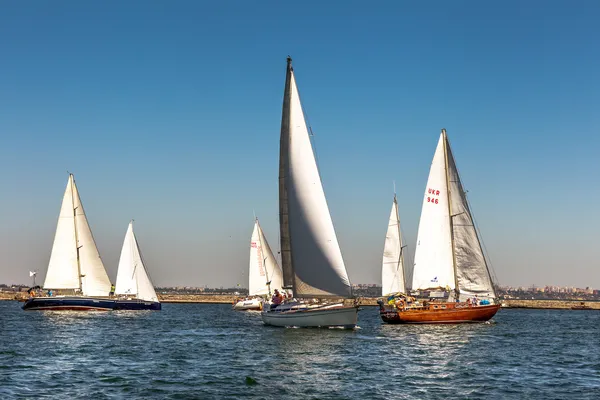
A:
[1,302,599,399]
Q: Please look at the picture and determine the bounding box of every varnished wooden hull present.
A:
[380,304,500,324]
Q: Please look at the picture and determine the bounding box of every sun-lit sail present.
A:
[249,219,284,296]
[381,195,405,295]
[115,221,158,302]
[43,174,111,297]
[278,57,352,298]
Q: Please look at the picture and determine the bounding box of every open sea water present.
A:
[1,302,599,399]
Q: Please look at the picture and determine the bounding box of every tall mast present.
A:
[70,174,83,292]
[278,55,295,291]
[442,129,460,298]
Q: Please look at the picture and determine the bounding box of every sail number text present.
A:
[427,188,440,204]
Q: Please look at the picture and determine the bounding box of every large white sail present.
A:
[381,195,405,295]
[43,175,80,290]
[248,219,284,296]
[412,134,455,291]
[412,130,496,300]
[115,221,158,302]
[279,58,352,298]
[446,141,496,299]
[71,181,111,296]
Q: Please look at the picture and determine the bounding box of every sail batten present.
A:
[249,220,284,296]
[278,58,352,298]
[381,196,405,295]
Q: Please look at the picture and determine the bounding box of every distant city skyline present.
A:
[1,1,599,289]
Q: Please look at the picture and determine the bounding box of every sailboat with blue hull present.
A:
[113,221,161,310]
[23,174,116,311]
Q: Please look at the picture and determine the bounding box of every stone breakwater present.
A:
[2,291,598,310]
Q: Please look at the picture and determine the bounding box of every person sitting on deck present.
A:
[271,290,283,308]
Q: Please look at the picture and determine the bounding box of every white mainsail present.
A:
[279,57,352,298]
[248,219,284,296]
[411,130,496,300]
[43,174,112,296]
[115,221,159,302]
[381,195,405,295]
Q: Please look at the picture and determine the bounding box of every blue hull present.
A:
[114,299,161,310]
[22,297,116,311]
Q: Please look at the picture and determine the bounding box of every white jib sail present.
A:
[248,220,284,296]
[115,221,158,302]
[446,138,496,299]
[412,134,456,291]
[381,196,405,295]
[71,180,112,297]
[43,175,80,290]
[284,66,352,298]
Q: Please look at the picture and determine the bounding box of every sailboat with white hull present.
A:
[379,129,500,324]
[261,57,359,329]
[113,221,161,311]
[233,218,284,311]
[23,174,116,311]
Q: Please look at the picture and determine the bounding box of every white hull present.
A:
[232,298,263,311]
[261,306,358,328]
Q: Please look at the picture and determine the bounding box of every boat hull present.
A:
[114,299,161,310]
[232,298,262,311]
[380,304,500,324]
[22,297,116,311]
[261,306,358,328]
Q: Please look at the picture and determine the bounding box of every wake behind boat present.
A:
[260,57,359,328]
[378,129,500,324]
[23,174,115,311]
[233,218,284,311]
[113,221,161,310]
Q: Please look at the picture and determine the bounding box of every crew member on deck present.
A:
[109,284,115,297]
[271,289,283,307]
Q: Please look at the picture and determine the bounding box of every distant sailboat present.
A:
[113,221,161,310]
[233,218,284,311]
[23,174,116,311]
[379,129,500,324]
[260,57,359,328]
[381,193,406,296]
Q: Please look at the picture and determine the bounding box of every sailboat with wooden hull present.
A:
[23,174,115,311]
[261,57,358,329]
[113,221,161,311]
[379,130,500,324]
[233,218,284,311]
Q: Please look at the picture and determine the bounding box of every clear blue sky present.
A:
[0,1,598,289]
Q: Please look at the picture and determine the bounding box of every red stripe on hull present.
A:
[381,304,500,324]
[24,306,112,311]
